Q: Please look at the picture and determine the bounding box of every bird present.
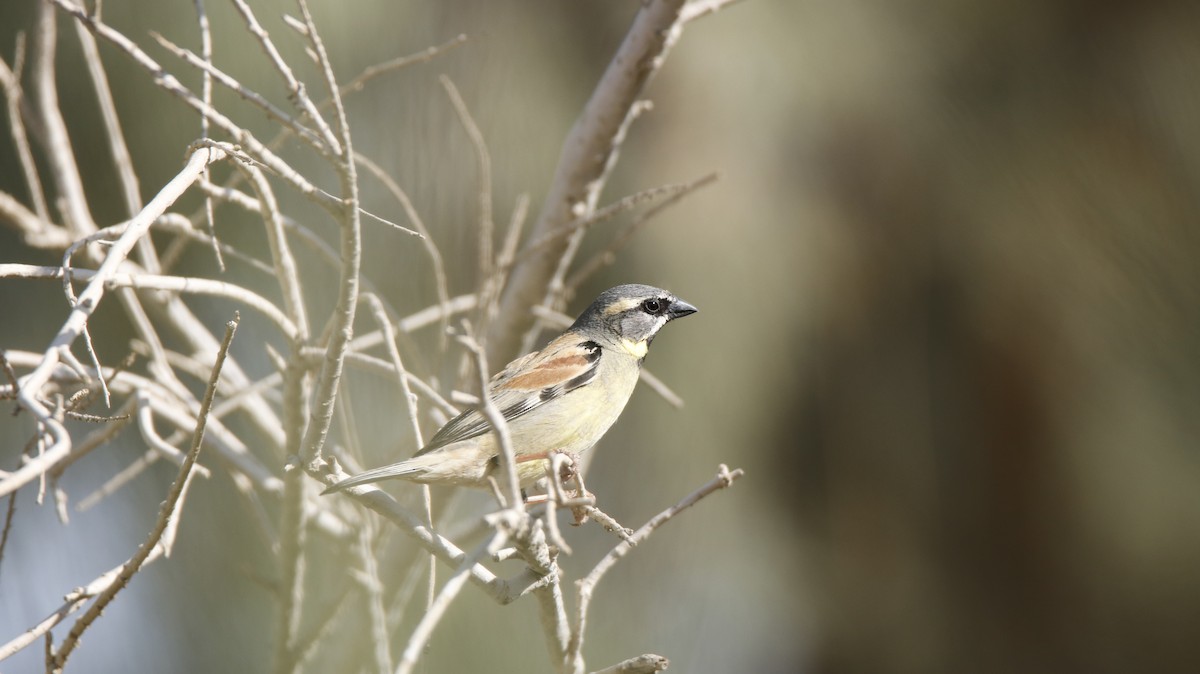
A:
[322,284,697,494]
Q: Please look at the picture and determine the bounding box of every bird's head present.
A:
[571,284,697,360]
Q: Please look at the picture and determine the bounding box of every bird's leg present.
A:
[520,452,564,506]
[485,474,509,508]
[538,451,595,526]
[568,468,594,527]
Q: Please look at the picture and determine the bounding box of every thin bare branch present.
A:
[230,161,309,340]
[566,465,744,673]
[274,7,362,671]
[1,143,230,500]
[454,327,522,510]
[134,390,211,477]
[32,1,96,237]
[0,190,71,248]
[150,31,333,157]
[72,18,145,246]
[48,0,337,212]
[293,0,362,468]
[490,0,690,362]
[395,530,507,674]
[589,654,670,674]
[324,350,458,420]
[364,295,424,453]
[339,34,467,97]
[356,520,393,673]
[46,397,137,480]
[355,153,451,343]
[0,489,15,577]
[0,55,50,223]
[311,465,542,605]
[47,315,238,671]
[439,75,494,298]
[565,172,719,292]
[0,556,138,662]
[363,292,440,626]
[0,264,300,341]
[74,449,159,512]
[228,0,341,155]
[680,0,746,23]
[192,0,222,269]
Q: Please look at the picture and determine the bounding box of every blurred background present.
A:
[3,0,1200,672]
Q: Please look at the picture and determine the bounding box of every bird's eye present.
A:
[642,299,661,314]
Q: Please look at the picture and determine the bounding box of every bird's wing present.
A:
[415,335,602,455]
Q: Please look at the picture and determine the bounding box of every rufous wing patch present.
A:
[499,354,591,390]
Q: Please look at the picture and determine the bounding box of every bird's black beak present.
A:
[667,298,698,320]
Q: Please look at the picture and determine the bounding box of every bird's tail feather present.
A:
[321,461,422,495]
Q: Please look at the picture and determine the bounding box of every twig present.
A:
[338,34,467,96]
[566,465,744,673]
[0,556,132,662]
[516,180,699,269]
[72,17,145,252]
[46,397,137,480]
[310,468,541,605]
[454,327,522,510]
[46,315,238,671]
[0,53,51,223]
[74,449,159,512]
[228,0,340,155]
[439,75,494,306]
[489,0,690,363]
[134,390,211,477]
[275,7,362,671]
[229,161,309,340]
[491,193,530,309]
[32,1,96,237]
[150,31,333,157]
[363,294,436,610]
[192,0,223,270]
[354,153,451,345]
[293,0,362,468]
[395,530,507,674]
[151,212,266,274]
[1,143,230,500]
[524,520,570,668]
[321,350,458,420]
[680,0,746,23]
[589,654,670,674]
[0,489,16,576]
[1,350,292,521]
[0,189,71,248]
[356,518,393,673]
[191,31,466,211]
[345,293,478,355]
[580,505,635,545]
[48,0,337,212]
[0,264,300,341]
[565,172,719,292]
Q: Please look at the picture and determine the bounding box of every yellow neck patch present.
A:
[619,338,649,359]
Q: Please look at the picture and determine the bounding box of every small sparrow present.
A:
[323,284,697,494]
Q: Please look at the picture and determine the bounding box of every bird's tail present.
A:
[321,460,423,495]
